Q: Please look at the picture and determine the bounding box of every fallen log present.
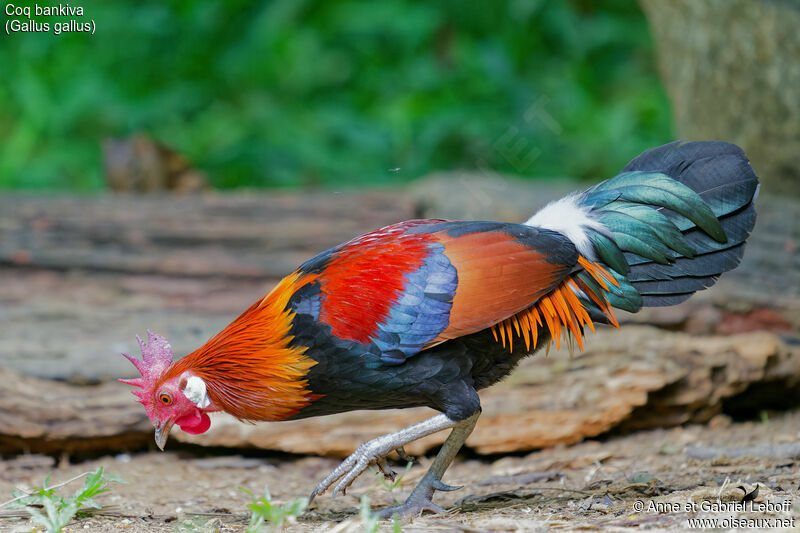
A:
[0,191,415,279]
[0,372,152,455]
[2,327,797,457]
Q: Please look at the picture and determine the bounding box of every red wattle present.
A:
[176,412,211,434]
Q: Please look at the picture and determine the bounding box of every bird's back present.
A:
[283,219,604,420]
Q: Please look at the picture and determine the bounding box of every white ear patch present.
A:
[183,375,211,408]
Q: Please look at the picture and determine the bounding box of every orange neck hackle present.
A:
[162,272,319,422]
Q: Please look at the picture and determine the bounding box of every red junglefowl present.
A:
[121,141,758,517]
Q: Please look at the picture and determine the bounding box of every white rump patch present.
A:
[183,375,211,408]
[524,193,605,259]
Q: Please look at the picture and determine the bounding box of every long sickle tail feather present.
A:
[508,141,759,353]
[583,140,759,311]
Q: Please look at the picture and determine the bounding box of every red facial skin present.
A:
[150,373,220,440]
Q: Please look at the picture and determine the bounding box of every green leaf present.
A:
[25,506,53,531]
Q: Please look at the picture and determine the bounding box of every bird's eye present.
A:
[159,393,173,405]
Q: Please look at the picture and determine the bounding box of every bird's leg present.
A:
[309,413,464,503]
[375,410,479,518]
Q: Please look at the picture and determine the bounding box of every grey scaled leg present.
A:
[376,411,479,518]
[309,411,480,518]
[310,413,461,501]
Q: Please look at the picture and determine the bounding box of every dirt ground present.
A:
[2,408,800,532]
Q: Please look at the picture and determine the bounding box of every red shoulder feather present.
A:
[316,221,436,344]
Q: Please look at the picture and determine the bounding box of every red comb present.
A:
[118,330,175,405]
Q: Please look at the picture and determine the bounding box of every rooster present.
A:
[121,141,758,517]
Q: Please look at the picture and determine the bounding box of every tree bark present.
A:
[640,0,800,196]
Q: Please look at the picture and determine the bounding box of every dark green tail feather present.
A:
[579,141,758,313]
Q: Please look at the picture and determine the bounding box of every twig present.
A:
[184,511,249,519]
[584,460,603,485]
[459,485,593,510]
[0,470,96,509]
[525,486,593,496]
[716,476,730,503]
[0,505,125,519]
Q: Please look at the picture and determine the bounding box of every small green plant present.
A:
[240,486,308,532]
[359,495,380,533]
[4,467,125,533]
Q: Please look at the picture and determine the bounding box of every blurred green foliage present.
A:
[0,0,671,191]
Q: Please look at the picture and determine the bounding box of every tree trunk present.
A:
[640,0,800,196]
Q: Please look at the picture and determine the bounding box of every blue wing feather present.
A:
[371,242,457,364]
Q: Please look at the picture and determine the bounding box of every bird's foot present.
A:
[395,446,415,463]
[375,457,396,482]
[309,433,402,501]
[374,474,462,519]
[375,498,446,519]
[309,413,459,504]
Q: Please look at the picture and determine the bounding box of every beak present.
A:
[154,418,175,451]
